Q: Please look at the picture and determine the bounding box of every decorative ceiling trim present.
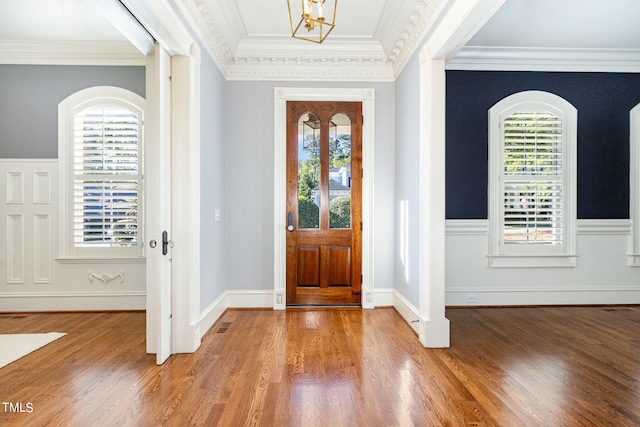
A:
[389,0,447,78]
[173,0,447,82]
[0,41,145,66]
[172,0,233,74]
[447,46,640,72]
[226,60,394,82]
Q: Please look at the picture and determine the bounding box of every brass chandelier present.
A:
[287,0,338,44]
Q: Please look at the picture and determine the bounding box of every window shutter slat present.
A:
[73,105,140,248]
[502,110,564,246]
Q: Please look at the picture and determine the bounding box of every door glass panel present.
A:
[298,113,320,229]
[329,113,351,229]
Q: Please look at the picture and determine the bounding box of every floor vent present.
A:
[216,322,232,333]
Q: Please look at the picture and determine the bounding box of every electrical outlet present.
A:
[467,294,479,303]
[277,294,282,305]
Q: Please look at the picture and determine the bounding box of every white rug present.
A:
[0,332,66,368]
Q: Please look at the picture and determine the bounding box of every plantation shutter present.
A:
[502,112,563,245]
[73,105,141,247]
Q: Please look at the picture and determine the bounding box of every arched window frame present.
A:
[488,90,577,267]
[58,86,145,260]
[631,103,640,266]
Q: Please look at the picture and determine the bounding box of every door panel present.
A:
[328,247,351,286]
[297,246,320,286]
[286,101,362,305]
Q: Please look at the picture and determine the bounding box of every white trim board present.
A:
[273,87,376,310]
[447,46,640,73]
[0,292,145,311]
[0,41,145,66]
[446,289,640,307]
[445,219,633,236]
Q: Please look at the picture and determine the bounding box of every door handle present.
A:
[287,212,294,232]
[162,231,174,255]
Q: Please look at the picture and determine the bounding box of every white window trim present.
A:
[488,90,577,268]
[631,104,640,266]
[58,86,146,260]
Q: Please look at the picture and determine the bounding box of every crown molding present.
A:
[447,46,640,72]
[172,0,233,75]
[389,0,448,79]
[173,0,448,82]
[0,41,145,66]
[226,60,394,82]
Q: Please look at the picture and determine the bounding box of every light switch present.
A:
[214,209,221,222]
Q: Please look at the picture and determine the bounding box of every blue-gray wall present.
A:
[394,50,420,308]
[225,81,395,294]
[0,65,145,158]
[199,50,227,312]
[446,71,640,219]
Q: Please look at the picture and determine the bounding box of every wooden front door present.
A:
[286,101,362,305]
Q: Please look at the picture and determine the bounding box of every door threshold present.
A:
[286,304,362,309]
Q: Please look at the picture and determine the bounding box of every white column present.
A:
[418,46,450,348]
[172,43,202,353]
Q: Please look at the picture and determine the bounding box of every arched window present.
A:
[58,87,145,259]
[488,91,577,267]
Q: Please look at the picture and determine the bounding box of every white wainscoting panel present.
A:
[6,171,23,204]
[33,171,50,204]
[445,219,640,306]
[0,160,145,311]
[33,213,50,283]
[6,213,24,283]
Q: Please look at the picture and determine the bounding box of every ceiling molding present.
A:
[173,0,449,82]
[389,0,447,78]
[172,0,233,74]
[0,41,145,66]
[447,46,640,72]
[226,60,394,82]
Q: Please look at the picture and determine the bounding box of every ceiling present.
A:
[468,0,640,50]
[0,0,126,42]
[1,0,639,77]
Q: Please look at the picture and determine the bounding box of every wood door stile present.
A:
[286,101,362,305]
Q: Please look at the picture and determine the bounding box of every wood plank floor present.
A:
[2,306,640,426]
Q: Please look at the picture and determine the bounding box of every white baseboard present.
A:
[200,291,229,336]
[198,290,273,337]
[0,292,145,311]
[392,290,420,335]
[226,290,274,308]
[373,288,394,307]
[446,288,640,306]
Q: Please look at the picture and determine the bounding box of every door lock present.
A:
[149,240,157,249]
[287,212,294,232]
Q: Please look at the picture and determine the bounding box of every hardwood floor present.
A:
[1,306,640,426]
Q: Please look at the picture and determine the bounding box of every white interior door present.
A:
[146,43,173,364]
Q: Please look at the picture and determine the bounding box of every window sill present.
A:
[487,254,577,268]
[55,257,146,265]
